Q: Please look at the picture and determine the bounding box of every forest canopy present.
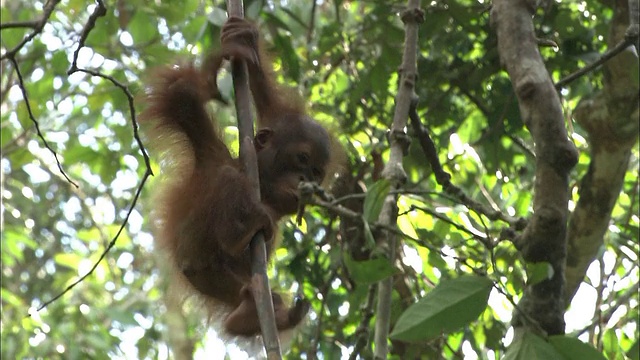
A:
[1,0,638,359]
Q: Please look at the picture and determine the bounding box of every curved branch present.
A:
[0,0,61,60]
[6,57,78,188]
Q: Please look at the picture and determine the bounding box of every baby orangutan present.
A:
[142,17,338,336]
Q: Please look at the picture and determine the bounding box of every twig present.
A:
[31,62,153,313]
[408,98,526,230]
[0,20,40,30]
[570,280,639,337]
[309,188,488,272]
[32,167,152,313]
[306,0,317,44]
[307,267,339,359]
[26,0,151,309]
[348,284,377,360]
[407,96,450,186]
[6,56,78,187]
[68,0,107,73]
[0,0,61,60]
[410,205,493,247]
[68,68,153,171]
[630,0,639,51]
[555,33,637,88]
[224,1,282,358]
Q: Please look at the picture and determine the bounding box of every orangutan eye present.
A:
[312,167,324,181]
[297,153,310,165]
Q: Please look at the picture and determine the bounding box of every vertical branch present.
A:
[224,1,282,358]
[629,0,639,51]
[565,0,639,305]
[372,1,423,359]
[491,0,578,336]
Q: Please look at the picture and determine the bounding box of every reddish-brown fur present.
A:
[141,17,338,337]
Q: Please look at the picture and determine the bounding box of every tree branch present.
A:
[5,56,78,188]
[555,33,637,89]
[373,1,423,359]
[491,0,579,336]
[564,0,639,305]
[0,0,61,60]
[224,1,282,358]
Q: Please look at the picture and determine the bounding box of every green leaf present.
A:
[361,219,377,252]
[549,335,607,360]
[390,275,493,342]
[54,253,82,269]
[129,11,158,44]
[344,255,397,286]
[603,329,625,360]
[427,250,448,270]
[627,339,639,360]
[273,32,301,81]
[363,179,390,223]
[504,331,564,360]
[264,12,293,31]
[526,262,554,285]
[207,6,228,27]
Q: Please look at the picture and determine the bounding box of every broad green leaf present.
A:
[526,262,554,285]
[504,331,564,360]
[1,288,23,309]
[390,275,493,342]
[344,255,397,286]
[77,228,102,242]
[603,330,625,360]
[363,179,390,223]
[181,15,207,43]
[549,335,606,360]
[54,253,82,269]
[427,250,448,270]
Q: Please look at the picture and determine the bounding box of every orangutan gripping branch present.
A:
[141,17,339,337]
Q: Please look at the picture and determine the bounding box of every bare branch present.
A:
[32,168,152,313]
[0,0,61,60]
[6,57,78,187]
[373,3,423,358]
[68,68,153,172]
[224,1,282,357]
[348,285,377,360]
[565,0,639,305]
[555,33,638,88]
[31,63,154,313]
[0,20,40,30]
[68,0,108,73]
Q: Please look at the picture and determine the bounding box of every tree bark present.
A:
[565,0,639,304]
[491,0,579,335]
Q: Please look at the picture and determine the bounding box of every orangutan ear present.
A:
[255,128,274,150]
